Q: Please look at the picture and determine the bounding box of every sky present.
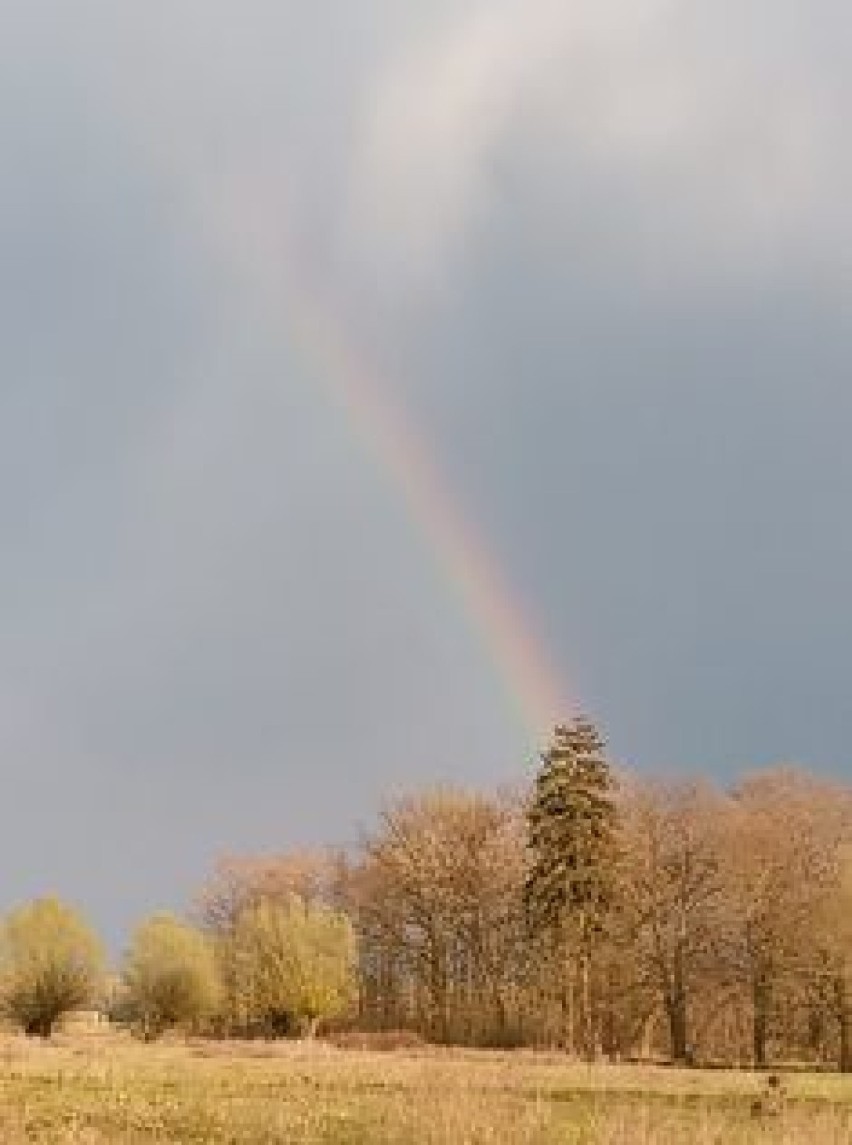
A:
[1,2,851,945]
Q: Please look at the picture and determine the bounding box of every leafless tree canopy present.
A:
[191,734,852,1068]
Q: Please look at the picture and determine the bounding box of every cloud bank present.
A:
[0,2,850,939]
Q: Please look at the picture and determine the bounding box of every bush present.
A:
[221,894,356,1037]
[122,914,221,1039]
[0,897,103,1037]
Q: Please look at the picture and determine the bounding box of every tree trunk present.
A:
[428,929,449,1043]
[836,974,851,1074]
[557,937,575,1054]
[561,960,575,1053]
[840,1012,851,1075]
[668,997,688,1065]
[666,946,689,1065]
[601,964,618,1061]
[752,967,770,1069]
[580,945,594,1061]
[26,1015,55,1039]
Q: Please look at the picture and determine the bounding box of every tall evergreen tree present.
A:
[524,717,618,1056]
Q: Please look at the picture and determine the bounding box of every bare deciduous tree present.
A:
[618,780,728,1064]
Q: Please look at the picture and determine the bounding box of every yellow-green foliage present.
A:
[224,894,355,1035]
[122,915,221,1039]
[0,897,103,1037]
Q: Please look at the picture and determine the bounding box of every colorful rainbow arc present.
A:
[216,197,572,742]
[295,290,570,740]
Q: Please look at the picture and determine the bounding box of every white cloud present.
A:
[346,0,851,291]
[346,1,587,284]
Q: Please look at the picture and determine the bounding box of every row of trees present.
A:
[2,720,851,1071]
[0,895,355,1040]
[342,728,852,1069]
[194,722,852,1070]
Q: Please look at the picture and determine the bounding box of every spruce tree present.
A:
[524,717,618,1056]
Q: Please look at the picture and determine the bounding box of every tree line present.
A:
[2,719,851,1071]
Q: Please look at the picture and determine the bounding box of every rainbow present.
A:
[216,193,572,742]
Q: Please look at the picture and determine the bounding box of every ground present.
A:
[0,1034,849,1143]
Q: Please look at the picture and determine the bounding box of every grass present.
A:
[0,1033,849,1142]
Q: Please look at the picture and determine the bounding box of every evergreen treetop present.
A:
[525,717,618,938]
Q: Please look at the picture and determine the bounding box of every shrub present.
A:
[0,897,103,1037]
[122,914,221,1039]
[221,894,356,1037]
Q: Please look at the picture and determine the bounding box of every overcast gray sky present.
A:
[2,2,851,945]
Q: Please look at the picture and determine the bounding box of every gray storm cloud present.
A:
[0,2,850,942]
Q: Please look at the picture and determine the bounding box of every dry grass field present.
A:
[0,1033,850,1143]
